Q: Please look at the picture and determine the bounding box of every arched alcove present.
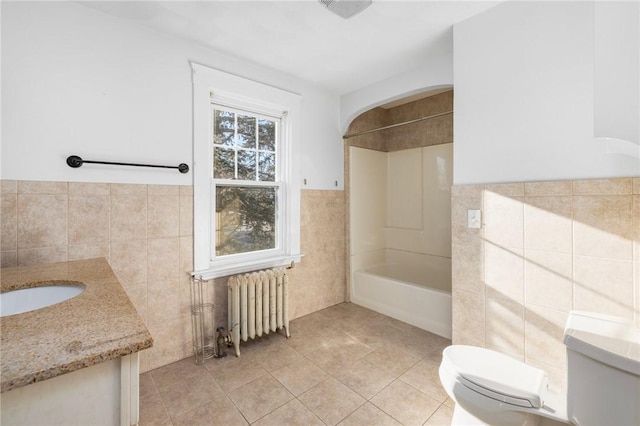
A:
[345,88,454,338]
[341,83,453,135]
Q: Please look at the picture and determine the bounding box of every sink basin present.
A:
[0,284,85,317]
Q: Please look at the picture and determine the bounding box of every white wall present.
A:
[1,1,343,190]
[454,1,640,185]
[339,52,453,134]
[593,1,640,145]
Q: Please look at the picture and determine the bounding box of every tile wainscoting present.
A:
[207,190,347,334]
[451,177,640,389]
[0,181,347,372]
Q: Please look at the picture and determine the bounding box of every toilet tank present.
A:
[563,311,640,426]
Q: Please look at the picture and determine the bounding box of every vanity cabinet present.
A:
[0,259,152,426]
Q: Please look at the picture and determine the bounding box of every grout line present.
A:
[145,373,173,426]
[141,304,452,425]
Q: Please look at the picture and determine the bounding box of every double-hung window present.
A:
[192,63,302,279]
[212,106,280,256]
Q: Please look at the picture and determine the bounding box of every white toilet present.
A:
[439,311,640,426]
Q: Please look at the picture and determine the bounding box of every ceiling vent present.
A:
[319,0,372,19]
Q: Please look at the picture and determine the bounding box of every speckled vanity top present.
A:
[0,258,153,393]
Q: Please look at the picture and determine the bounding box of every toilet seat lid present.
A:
[443,345,547,408]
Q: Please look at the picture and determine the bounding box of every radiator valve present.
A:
[214,326,231,359]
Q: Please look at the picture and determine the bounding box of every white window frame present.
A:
[191,63,302,279]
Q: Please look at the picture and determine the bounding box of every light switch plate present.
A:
[468,210,481,228]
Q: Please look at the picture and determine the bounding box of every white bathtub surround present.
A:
[349,140,453,338]
[352,250,452,339]
[350,144,453,261]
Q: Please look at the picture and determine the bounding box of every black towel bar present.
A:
[66,155,189,174]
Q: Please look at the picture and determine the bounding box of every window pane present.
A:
[213,147,235,179]
[258,119,276,151]
[213,110,235,146]
[258,152,276,181]
[237,149,256,180]
[237,114,256,149]
[215,186,277,256]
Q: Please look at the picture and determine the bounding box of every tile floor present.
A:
[140,302,454,425]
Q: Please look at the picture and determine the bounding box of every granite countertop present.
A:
[0,258,153,393]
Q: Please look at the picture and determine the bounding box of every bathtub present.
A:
[351,252,452,339]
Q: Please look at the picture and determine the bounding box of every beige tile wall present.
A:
[292,190,347,317]
[206,189,347,329]
[346,90,453,152]
[1,180,347,372]
[1,180,193,372]
[451,177,640,389]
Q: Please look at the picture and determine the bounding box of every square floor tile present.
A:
[271,358,329,396]
[139,372,157,398]
[228,374,294,423]
[141,303,456,426]
[444,397,455,408]
[401,331,450,362]
[209,358,268,392]
[298,377,366,425]
[252,341,305,372]
[424,403,454,425]
[253,398,324,426]
[340,324,387,349]
[139,389,171,425]
[360,345,421,376]
[333,358,397,400]
[399,358,448,402]
[338,402,402,426]
[284,330,339,355]
[172,396,248,426]
[157,373,226,420]
[202,348,253,372]
[306,340,373,374]
[150,357,207,389]
[288,312,332,336]
[379,315,418,333]
[370,380,440,426]
[319,304,357,320]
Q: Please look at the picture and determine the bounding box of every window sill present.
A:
[191,254,303,281]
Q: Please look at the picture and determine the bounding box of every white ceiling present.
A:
[81,1,500,95]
